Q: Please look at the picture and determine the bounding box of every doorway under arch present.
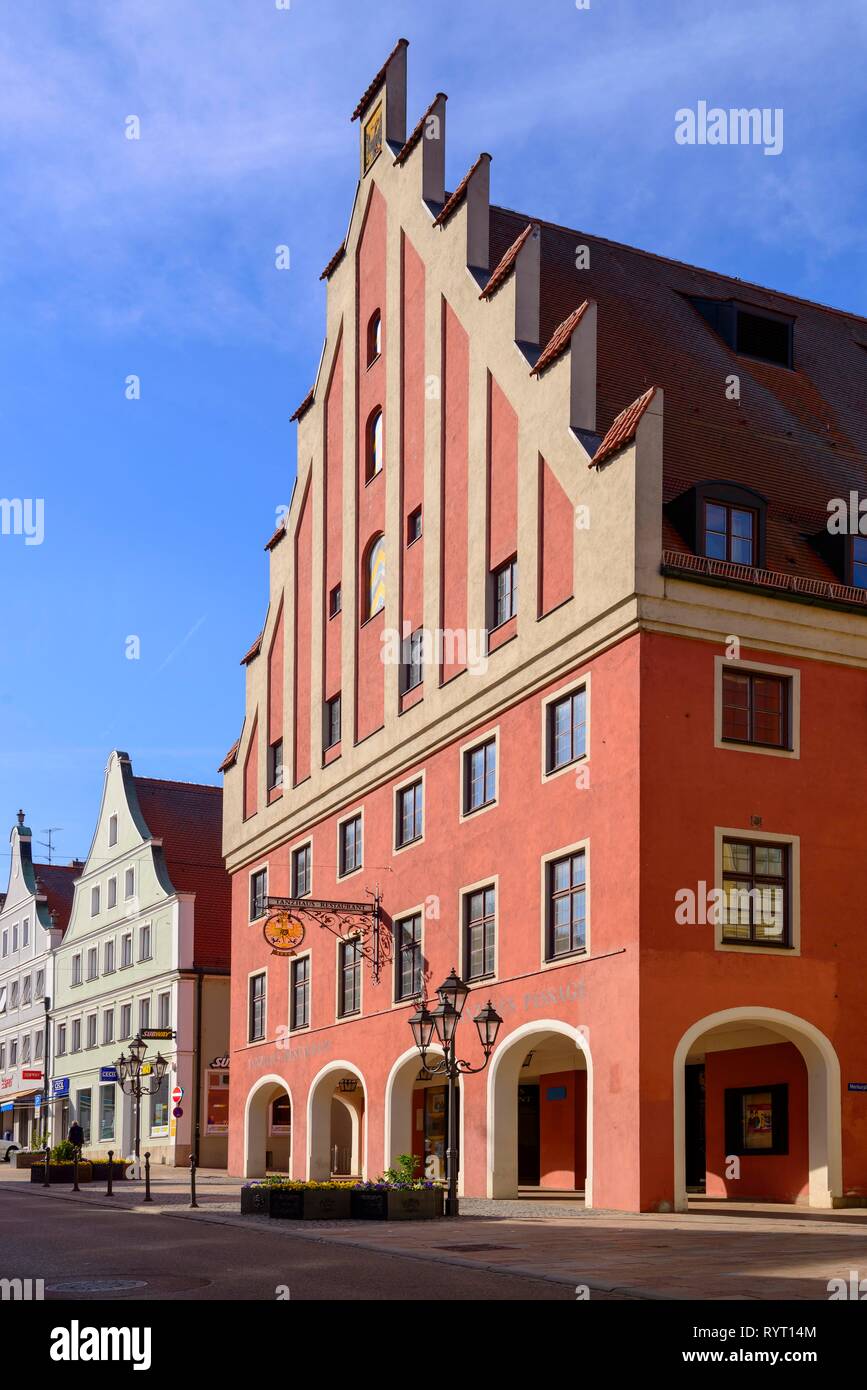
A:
[243,1074,292,1179]
[673,1007,841,1211]
[307,1061,367,1180]
[488,1021,592,1203]
[384,1045,454,1184]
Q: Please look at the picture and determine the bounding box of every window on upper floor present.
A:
[109,814,118,847]
[139,924,152,961]
[34,1029,43,1060]
[324,694,342,751]
[329,583,342,618]
[546,685,588,774]
[9,981,18,1009]
[35,969,44,999]
[465,885,496,982]
[11,924,18,952]
[721,668,791,749]
[546,850,587,961]
[22,917,29,948]
[463,738,497,815]
[338,940,362,1018]
[158,992,171,1029]
[21,976,31,1006]
[86,1014,97,1049]
[90,885,100,917]
[103,1009,114,1045]
[0,1043,5,1070]
[124,867,135,899]
[851,537,867,588]
[121,934,132,969]
[688,296,793,369]
[367,310,382,366]
[667,480,767,570]
[120,1003,132,1039]
[248,972,266,1043]
[269,738,284,790]
[291,956,310,1030]
[704,500,757,566]
[401,629,425,694]
[139,997,150,1032]
[108,876,117,909]
[492,557,518,627]
[1,931,6,958]
[720,839,789,948]
[395,915,422,1002]
[250,869,268,922]
[365,534,385,619]
[396,780,423,850]
[407,506,422,546]
[291,843,312,899]
[21,1035,30,1064]
[86,947,98,981]
[0,985,7,1014]
[55,1024,66,1057]
[71,1019,81,1053]
[71,954,82,986]
[339,814,362,877]
[104,940,115,974]
[9,1039,17,1066]
[366,408,383,481]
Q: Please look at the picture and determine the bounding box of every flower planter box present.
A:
[11,1152,44,1170]
[30,1162,93,1185]
[350,1188,445,1221]
[241,1186,352,1220]
[88,1161,131,1181]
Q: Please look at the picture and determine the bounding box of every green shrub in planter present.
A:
[240,1179,354,1220]
[30,1162,93,1185]
[351,1182,445,1220]
[89,1159,132,1181]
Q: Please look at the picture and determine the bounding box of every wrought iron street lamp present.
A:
[408,967,502,1217]
[114,1036,168,1169]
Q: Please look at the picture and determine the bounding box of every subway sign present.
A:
[139,1029,175,1041]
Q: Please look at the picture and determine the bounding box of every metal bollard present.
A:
[144,1151,153,1203]
[72,1148,80,1192]
[189,1152,199,1209]
[106,1149,114,1196]
[43,1144,50,1188]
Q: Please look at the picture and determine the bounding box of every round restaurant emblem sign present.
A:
[263,911,305,954]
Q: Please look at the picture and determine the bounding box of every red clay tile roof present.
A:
[264,521,286,552]
[320,243,346,281]
[351,37,408,121]
[480,222,536,300]
[33,863,78,932]
[133,777,230,972]
[393,93,447,166]
[592,387,659,468]
[240,632,262,665]
[290,387,314,422]
[531,300,592,376]
[433,153,491,227]
[485,201,867,584]
[218,739,240,774]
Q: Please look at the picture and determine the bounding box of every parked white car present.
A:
[0,1138,19,1162]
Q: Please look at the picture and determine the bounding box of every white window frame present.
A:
[541,674,591,784]
[713,826,801,956]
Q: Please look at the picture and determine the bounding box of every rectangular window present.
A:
[291,957,310,1030]
[150,1076,169,1135]
[401,629,425,693]
[34,1029,43,1060]
[396,915,422,1001]
[138,998,150,1032]
[103,1009,114,1045]
[104,940,115,974]
[269,738,284,789]
[76,1089,92,1144]
[248,973,266,1042]
[291,843,311,898]
[21,976,31,1006]
[407,506,422,545]
[725,1084,789,1155]
[464,739,496,813]
[206,1070,230,1135]
[120,1004,132,1040]
[158,992,170,1029]
[56,1024,67,1057]
[339,815,362,876]
[493,557,518,626]
[90,886,100,916]
[22,917,29,948]
[121,934,132,968]
[11,924,17,951]
[721,839,788,946]
[547,687,587,772]
[396,780,423,849]
[71,1019,81,1053]
[109,814,118,847]
[0,984,6,1014]
[547,851,587,959]
[22,1035,30,1064]
[465,886,496,980]
[35,969,44,999]
[0,1043,5,1070]
[99,1085,116,1141]
[10,1039,17,1066]
[124,867,135,899]
[329,583,342,618]
[338,941,362,1017]
[139,924,152,960]
[107,877,117,909]
[86,947,98,981]
[1,931,6,957]
[722,669,789,748]
[86,1014,97,1049]
[250,868,268,921]
[703,501,756,565]
[325,694,342,749]
[9,981,18,1009]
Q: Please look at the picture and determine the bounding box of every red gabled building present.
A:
[221,40,867,1211]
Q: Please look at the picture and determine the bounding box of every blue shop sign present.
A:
[51,1077,70,1098]
[100,1067,118,1083]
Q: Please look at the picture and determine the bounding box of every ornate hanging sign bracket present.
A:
[265,890,387,982]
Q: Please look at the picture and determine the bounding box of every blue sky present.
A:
[0,0,865,869]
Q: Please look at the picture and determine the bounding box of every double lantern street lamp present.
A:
[409,968,502,1217]
[114,1036,168,1171]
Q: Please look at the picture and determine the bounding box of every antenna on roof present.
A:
[38,829,62,865]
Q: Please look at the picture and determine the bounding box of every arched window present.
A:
[366,408,383,480]
[366,534,385,619]
[367,311,382,365]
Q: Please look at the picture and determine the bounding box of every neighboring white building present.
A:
[50,752,231,1167]
[0,812,77,1154]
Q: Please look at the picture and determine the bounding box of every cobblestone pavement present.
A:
[4,1167,867,1299]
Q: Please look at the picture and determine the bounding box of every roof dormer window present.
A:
[704,500,756,565]
[667,480,768,570]
[688,296,793,369]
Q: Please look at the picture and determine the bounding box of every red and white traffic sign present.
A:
[172,1085,184,1106]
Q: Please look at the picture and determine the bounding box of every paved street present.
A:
[3,1169,867,1300]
